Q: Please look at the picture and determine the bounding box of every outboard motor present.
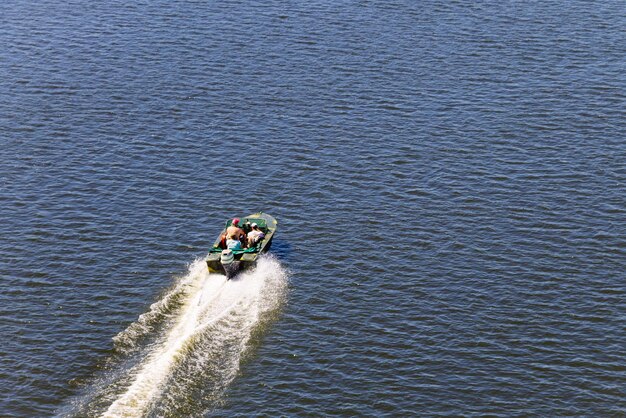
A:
[220,249,240,279]
[220,249,234,265]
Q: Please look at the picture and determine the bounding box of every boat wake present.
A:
[62,255,288,417]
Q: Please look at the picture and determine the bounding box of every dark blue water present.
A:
[1,1,625,416]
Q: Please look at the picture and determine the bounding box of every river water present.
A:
[1,1,625,416]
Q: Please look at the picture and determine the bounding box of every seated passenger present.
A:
[225,218,245,242]
[226,238,242,250]
[247,223,265,247]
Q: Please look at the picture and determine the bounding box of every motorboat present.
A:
[206,212,277,278]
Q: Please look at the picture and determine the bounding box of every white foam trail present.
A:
[101,255,287,417]
[111,259,211,354]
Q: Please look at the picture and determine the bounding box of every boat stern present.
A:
[206,249,244,279]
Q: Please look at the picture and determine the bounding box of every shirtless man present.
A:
[225,218,245,246]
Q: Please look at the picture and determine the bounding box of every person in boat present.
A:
[246,223,265,247]
[225,218,245,250]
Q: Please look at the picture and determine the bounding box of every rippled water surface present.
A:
[1,0,625,416]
